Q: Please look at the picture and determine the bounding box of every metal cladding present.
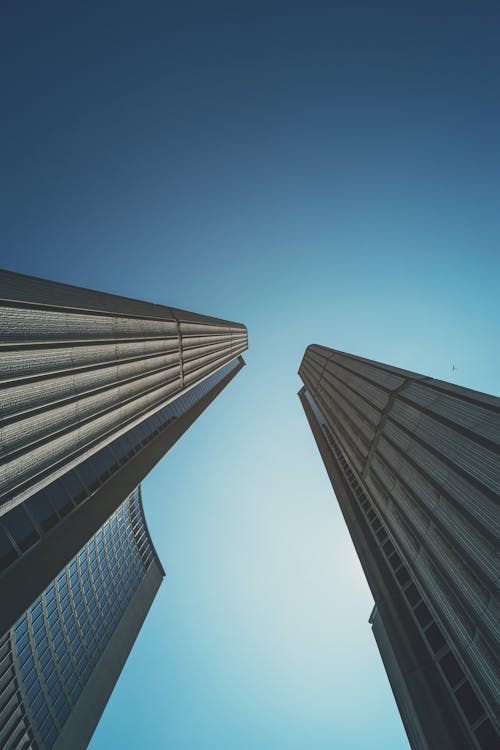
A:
[0,269,248,515]
[299,344,500,749]
[0,269,247,750]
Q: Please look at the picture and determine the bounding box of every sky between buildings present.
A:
[1,2,500,748]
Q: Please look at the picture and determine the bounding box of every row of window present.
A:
[0,632,38,750]
[0,357,239,576]
[304,390,498,750]
[11,489,150,750]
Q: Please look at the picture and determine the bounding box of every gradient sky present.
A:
[2,3,500,749]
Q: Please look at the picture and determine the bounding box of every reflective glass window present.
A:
[20,656,35,678]
[23,666,38,692]
[25,490,59,534]
[39,649,51,669]
[48,480,74,518]
[16,632,30,652]
[58,653,70,672]
[35,629,47,648]
[75,462,100,493]
[46,670,58,693]
[27,678,42,703]
[18,642,32,666]
[2,505,39,552]
[34,698,49,724]
[60,472,86,505]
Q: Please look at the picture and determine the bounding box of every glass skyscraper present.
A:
[0,269,247,748]
[299,345,499,750]
[1,487,162,750]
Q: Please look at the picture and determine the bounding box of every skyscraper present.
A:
[298,345,499,750]
[1,486,163,750]
[0,269,247,748]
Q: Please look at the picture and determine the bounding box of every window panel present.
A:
[25,491,59,534]
[2,506,40,552]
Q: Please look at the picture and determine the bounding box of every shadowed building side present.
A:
[298,344,499,750]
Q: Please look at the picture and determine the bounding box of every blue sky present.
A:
[2,3,500,748]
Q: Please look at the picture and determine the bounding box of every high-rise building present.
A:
[298,345,499,750]
[1,486,162,750]
[0,269,247,748]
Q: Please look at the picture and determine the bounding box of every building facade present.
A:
[1,487,162,750]
[298,345,499,750]
[0,269,247,748]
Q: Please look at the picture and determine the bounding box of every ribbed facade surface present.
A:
[0,268,247,748]
[0,486,163,750]
[299,345,499,750]
[0,356,242,594]
[0,269,247,515]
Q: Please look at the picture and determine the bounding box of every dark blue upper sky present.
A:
[1,3,499,749]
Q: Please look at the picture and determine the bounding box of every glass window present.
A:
[54,691,68,718]
[63,611,74,628]
[35,628,47,647]
[81,662,92,683]
[24,667,39,691]
[2,505,40,552]
[48,480,74,518]
[25,490,59,534]
[50,620,62,638]
[77,654,87,673]
[39,713,56,742]
[58,653,70,672]
[0,523,19,571]
[61,471,87,505]
[39,648,52,669]
[75,461,100,493]
[42,660,54,680]
[20,656,35,678]
[18,642,32,666]
[66,672,78,692]
[70,683,82,703]
[15,613,28,632]
[44,726,59,750]
[27,678,42,703]
[58,583,68,598]
[16,629,30,651]
[46,670,59,693]
[32,612,44,635]
[35,698,49,725]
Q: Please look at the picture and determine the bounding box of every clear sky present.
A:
[2,2,500,748]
